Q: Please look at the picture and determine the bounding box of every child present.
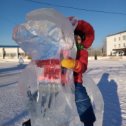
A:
[61,19,96,126]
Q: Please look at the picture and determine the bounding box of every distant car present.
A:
[119,51,124,56]
[111,50,124,56]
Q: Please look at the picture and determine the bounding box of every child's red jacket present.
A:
[73,20,94,83]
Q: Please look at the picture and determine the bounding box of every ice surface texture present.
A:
[13,8,104,126]
[13,8,75,60]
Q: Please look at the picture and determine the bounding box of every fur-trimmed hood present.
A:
[75,20,94,48]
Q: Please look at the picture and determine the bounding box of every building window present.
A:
[114,38,116,42]
[6,53,16,58]
[10,53,16,58]
[123,35,126,40]
[114,45,116,49]
[123,43,126,47]
[119,44,121,48]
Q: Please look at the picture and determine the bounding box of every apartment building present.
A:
[106,31,126,56]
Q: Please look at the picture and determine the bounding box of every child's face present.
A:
[74,35,82,44]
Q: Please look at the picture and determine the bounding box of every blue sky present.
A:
[0,0,126,48]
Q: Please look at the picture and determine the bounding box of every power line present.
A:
[25,0,126,16]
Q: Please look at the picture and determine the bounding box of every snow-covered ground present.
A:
[88,60,126,126]
[0,63,29,126]
[0,60,126,126]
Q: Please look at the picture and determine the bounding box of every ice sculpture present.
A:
[13,8,104,126]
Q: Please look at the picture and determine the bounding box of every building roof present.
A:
[0,45,19,48]
[107,31,126,37]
